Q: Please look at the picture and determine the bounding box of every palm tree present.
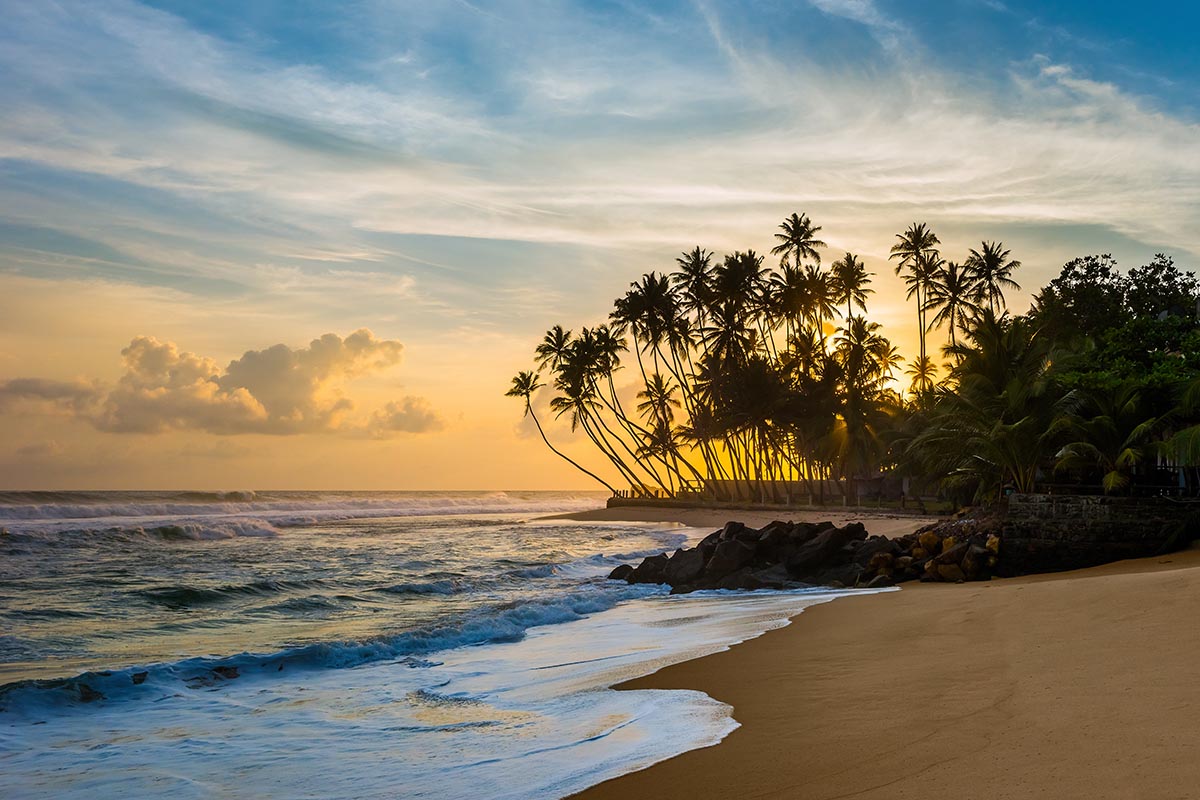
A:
[905,355,938,399]
[966,241,1021,314]
[889,223,941,364]
[535,325,572,372]
[506,371,616,492]
[924,260,981,347]
[802,263,837,350]
[830,252,873,321]
[771,212,826,266]
[671,247,714,327]
[1055,383,1160,494]
[909,310,1066,498]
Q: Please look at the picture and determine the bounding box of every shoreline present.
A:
[551,505,1200,799]
[546,504,940,540]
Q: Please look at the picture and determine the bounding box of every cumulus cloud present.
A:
[367,397,445,437]
[0,330,443,437]
[0,377,103,413]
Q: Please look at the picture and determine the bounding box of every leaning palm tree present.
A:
[506,371,616,492]
[829,252,873,321]
[889,223,941,364]
[771,212,826,267]
[966,241,1022,314]
[924,260,981,347]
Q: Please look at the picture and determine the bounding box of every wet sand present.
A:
[556,505,1200,800]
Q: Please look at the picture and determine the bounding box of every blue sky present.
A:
[1,0,1198,488]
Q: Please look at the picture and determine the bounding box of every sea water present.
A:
[0,491,860,798]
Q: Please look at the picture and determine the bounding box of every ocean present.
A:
[0,490,856,798]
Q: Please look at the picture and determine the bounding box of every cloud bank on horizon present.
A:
[0,330,443,437]
[1,0,1198,487]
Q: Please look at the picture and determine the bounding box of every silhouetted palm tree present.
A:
[966,241,1021,314]
[925,260,980,347]
[507,371,616,492]
[771,212,826,266]
[905,355,937,399]
[830,252,873,321]
[890,223,941,363]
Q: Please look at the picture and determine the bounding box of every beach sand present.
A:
[558,505,1200,800]
[546,504,939,540]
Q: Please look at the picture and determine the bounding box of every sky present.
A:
[1,0,1198,490]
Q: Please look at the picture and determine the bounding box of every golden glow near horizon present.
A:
[1,1,1198,489]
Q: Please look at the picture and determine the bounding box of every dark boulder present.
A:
[786,526,864,576]
[716,566,765,591]
[608,564,634,582]
[696,530,723,557]
[664,548,707,585]
[628,553,670,584]
[854,535,898,566]
[705,539,757,581]
[718,521,749,541]
[808,562,863,587]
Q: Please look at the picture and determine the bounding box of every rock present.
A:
[918,530,941,554]
[936,542,969,565]
[748,563,792,589]
[716,566,764,591]
[696,530,723,554]
[811,562,864,587]
[757,521,796,557]
[213,666,240,680]
[131,671,149,685]
[864,573,893,589]
[841,522,869,542]
[854,535,898,566]
[705,539,757,580]
[629,553,670,584]
[911,546,928,560]
[608,564,634,582]
[937,563,967,582]
[867,551,895,572]
[719,521,749,541]
[896,556,914,570]
[961,545,991,579]
[986,534,1001,555]
[787,528,854,575]
[664,548,706,585]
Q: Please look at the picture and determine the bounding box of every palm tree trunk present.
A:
[526,405,616,493]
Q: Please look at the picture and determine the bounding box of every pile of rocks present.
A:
[608,518,1001,593]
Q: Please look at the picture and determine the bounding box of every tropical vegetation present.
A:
[508,213,1200,505]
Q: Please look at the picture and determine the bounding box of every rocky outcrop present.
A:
[609,498,1200,593]
[609,519,1000,592]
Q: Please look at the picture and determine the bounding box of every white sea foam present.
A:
[1,586,879,800]
[0,490,606,525]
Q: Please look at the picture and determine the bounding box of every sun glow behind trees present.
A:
[509,214,1041,503]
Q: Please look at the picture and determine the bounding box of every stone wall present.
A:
[998,494,1200,574]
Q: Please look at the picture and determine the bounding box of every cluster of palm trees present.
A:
[890,224,1022,394]
[509,212,1026,503]
[510,211,1200,504]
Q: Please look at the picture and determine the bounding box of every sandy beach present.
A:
[561,505,1200,800]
